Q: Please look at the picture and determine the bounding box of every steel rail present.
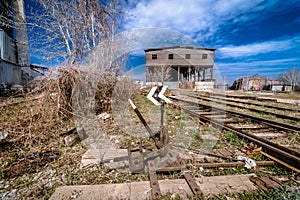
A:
[171,96,300,171]
[205,93,299,112]
[171,96,300,133]
[186,94,300,122]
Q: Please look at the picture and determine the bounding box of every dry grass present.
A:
[0,65,118,179]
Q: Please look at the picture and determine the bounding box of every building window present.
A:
[202,54,207,59]
[185,54,191,59]
[168,54,173,59]
[152,54,157,59]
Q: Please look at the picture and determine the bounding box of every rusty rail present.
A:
[186,94,300,122]
[171,96,300,172]
[172,96,300,132]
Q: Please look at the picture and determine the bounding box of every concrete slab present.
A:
[81,149,128,168]
[253,133,286,138]
[50,174,257,200]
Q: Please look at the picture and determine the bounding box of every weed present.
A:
[39,183,59,200]
[235,186,300,200]
[13,179,25,188]
[224,131,245,147]
[257,163,293,176]
[0,168,4,179]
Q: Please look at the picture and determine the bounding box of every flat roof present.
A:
[144,46,216,52]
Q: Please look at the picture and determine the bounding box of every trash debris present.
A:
[60,127,87,147]
[97,112,111,120]
[0,131,9,141]
[10,84,23,92]
[237,155,256,169]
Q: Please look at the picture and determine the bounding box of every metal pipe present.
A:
[128,99,161,149]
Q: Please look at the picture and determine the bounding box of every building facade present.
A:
[0,0,34,87]
[145,46,215,90]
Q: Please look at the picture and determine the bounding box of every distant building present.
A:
[265,80,292,92]
[145,46,215,90]
[230,75,267,91]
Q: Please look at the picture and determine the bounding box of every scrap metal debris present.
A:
[183,172,203,196]
[148,170,162,200]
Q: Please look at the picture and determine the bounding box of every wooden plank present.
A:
[233,125,263,129]
[260,177,282,189]
[252,132,286,138]
[249,176,268,191]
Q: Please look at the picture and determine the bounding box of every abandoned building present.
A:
[265,80,292,92]
[0,0,42,93]
[145,46,216,90]
[230,75,268,91]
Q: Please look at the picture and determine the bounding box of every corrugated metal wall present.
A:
[0,30,17,63]
[0,62,21,84]
[0,30,21,85]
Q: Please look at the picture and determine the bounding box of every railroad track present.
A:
[182,93,300,123]
[170,94,300,173]
[199,92,300,113]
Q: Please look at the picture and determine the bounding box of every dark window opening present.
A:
[202,54,207,59]
[168,54,173,59]
[185,54,191,59]
[152,54,157,59]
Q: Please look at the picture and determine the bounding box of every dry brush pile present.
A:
[0,65,118,178]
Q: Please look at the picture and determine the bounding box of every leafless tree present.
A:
[146,65,172,86]
[279,66,300,92]
[159,65,172,85]
[27,0,124,65]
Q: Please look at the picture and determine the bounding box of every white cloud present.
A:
[216,58,299,68]
[218,39,294,58]
[125,0,264,41]
[217,35,300,58]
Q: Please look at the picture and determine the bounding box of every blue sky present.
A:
[24,0,300,85]
[123,0,300,84]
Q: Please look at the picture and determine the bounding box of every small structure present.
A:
[265,80,293,92]
[145,46,215,90]
[230,75,267,91]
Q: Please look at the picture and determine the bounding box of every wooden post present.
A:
[188,66,191,82]
[178,66,180,88]
[194,67,197,82]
